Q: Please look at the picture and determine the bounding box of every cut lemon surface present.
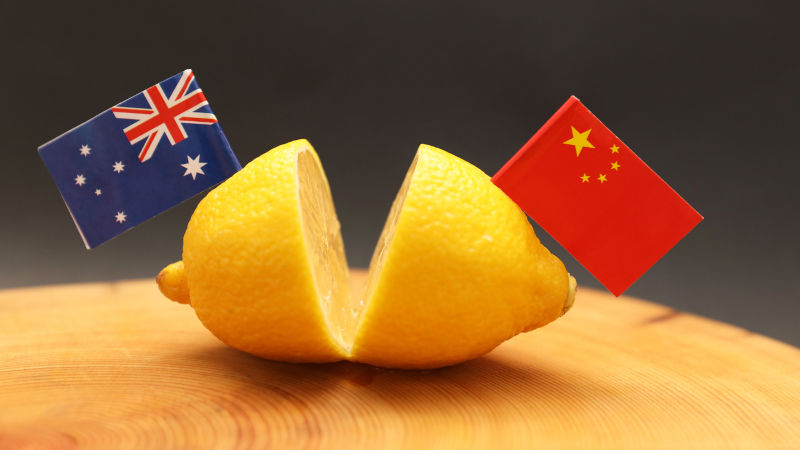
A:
[158,141,575,369]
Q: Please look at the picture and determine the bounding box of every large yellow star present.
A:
[563,126,595,157]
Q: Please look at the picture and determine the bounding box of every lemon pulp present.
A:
[360,152,418,326]
[297,147,357,350]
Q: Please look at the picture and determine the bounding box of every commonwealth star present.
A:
[181,155,207,180]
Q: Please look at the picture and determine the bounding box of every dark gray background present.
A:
[2,1,798,345]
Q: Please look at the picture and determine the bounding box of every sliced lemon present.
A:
[158,141,575,369]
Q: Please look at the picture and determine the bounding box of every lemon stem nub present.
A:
[562,275,577,316]
[157,261,191,305]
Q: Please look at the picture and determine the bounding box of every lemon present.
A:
[349,145,574,368]
[158,141,575,369]
[165,139,354,362]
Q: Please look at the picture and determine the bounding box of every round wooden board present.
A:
[1,270,799,449]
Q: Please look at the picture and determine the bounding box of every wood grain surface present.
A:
[1,270,799,449]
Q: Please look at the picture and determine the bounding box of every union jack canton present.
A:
[39,69,241,249]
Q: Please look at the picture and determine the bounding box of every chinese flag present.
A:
[492,96,702,296]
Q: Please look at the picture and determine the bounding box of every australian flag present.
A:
[39,69,241,249]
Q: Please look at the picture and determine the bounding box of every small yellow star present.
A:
[563,126,595,157]
[598,173,608,183]
[611,161,621,171]
[580,173,590,183]
[610,144,620,154]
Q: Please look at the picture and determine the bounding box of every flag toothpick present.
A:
[39,70,241,249]
[492,96,702,296]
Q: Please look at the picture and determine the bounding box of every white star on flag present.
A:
[115,211,127,223]
[113,161,125,173]
[75,174,86,186]
[79,145,91,157]
[181,154,207,180]
[95,189,102,196]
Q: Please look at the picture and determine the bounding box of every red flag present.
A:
[492,96,702,296]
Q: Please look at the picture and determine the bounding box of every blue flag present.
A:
[39,69,241,249]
